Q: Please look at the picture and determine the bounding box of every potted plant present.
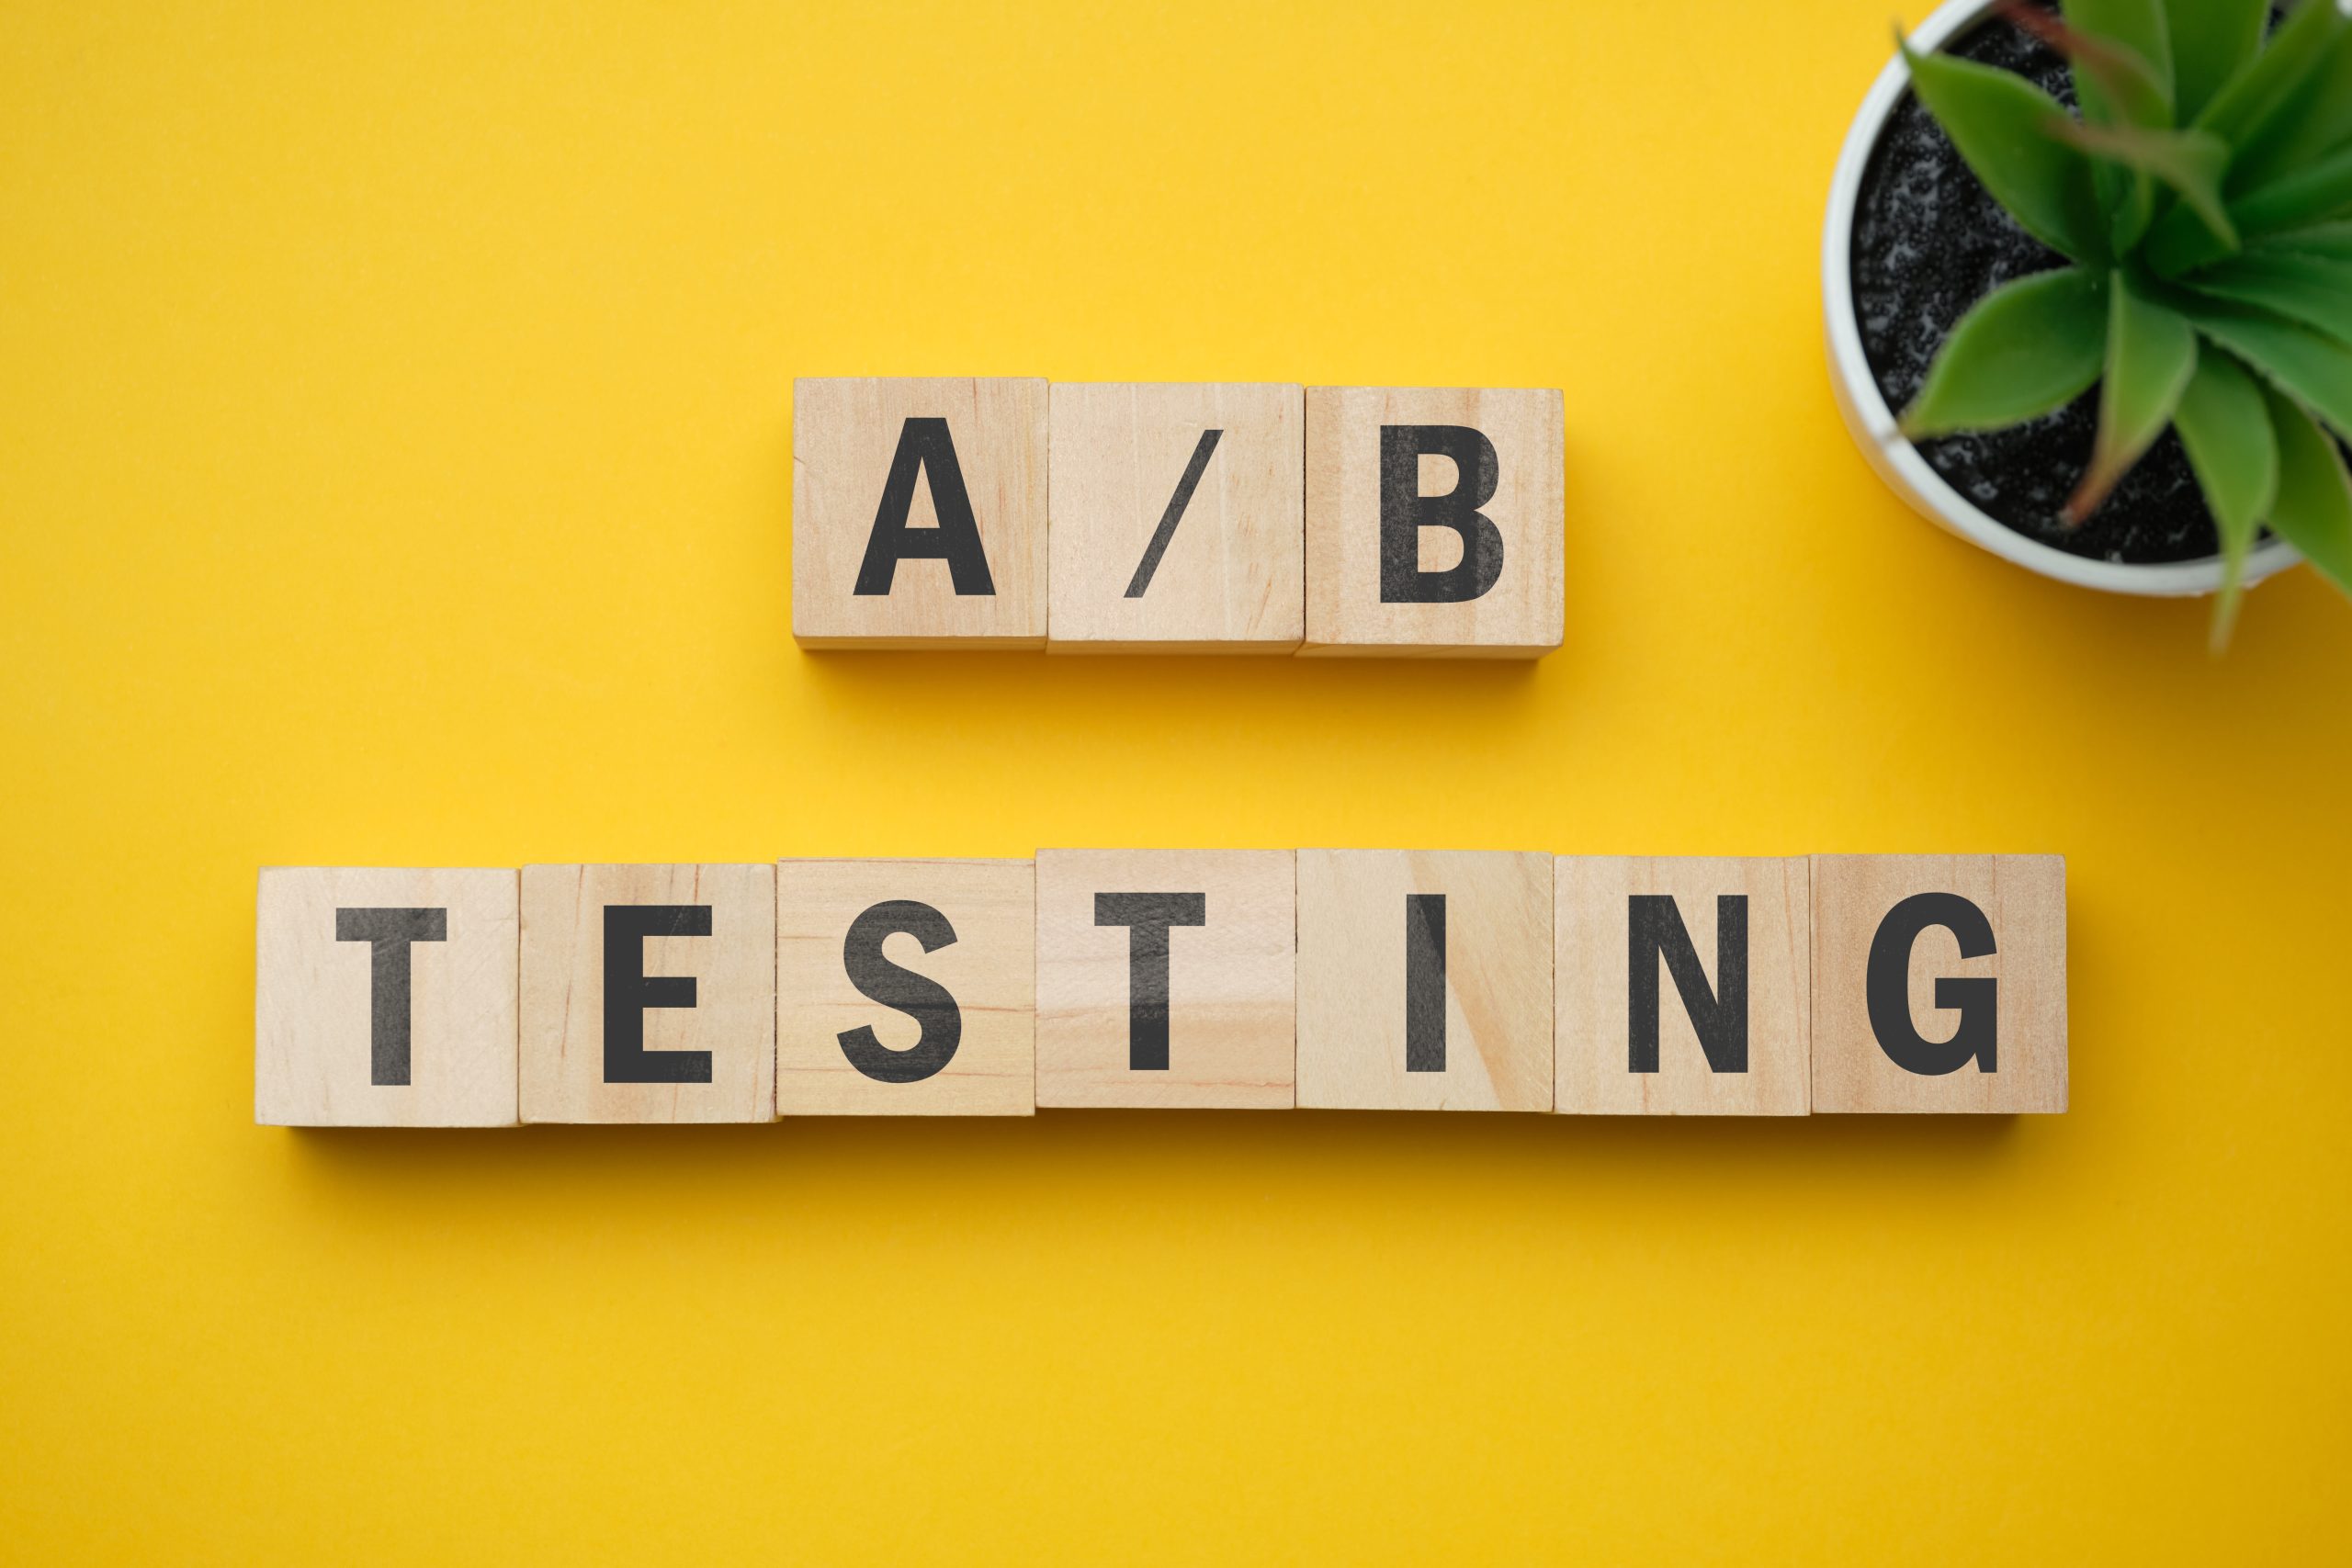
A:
[1826,0,2352,643]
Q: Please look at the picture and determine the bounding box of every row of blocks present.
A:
[792,379,1566,655]
[257,852,2066,1124]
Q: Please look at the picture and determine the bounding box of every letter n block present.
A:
[1296,850,1554,1111]
[1046,382,1304,652]
[1302,387,1564,658]
[1555,857,1810,1115]
[255,867,518,1126]
[1810,855,2066,1114]
[1035,849,1295,1108]
[776,858,1035,1115]
[792,377,1048,648]
[519,863,777,1123]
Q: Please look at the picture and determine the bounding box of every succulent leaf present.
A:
[2231,143,2352,237]
[1901,36,2110,262]
[2227,19,2352,192]
[1902,268,2111,437]
[2191,0,2348,151]
[2247,219,2352,262]
[2171,351,2278,647]
[2178,296,2352,438]
[2067,279,2200,522]
[2162,0,2267,123]
[2186,250,2352,344]
[2050,120,2237,243]
[2263,386,2352,597]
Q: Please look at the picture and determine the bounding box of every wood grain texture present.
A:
[1035,849,1295,1109]
[519,863,776,1123]
[255,866,518,1127]
[1296,850,1554,1111]
[792,377,1047,647]
[1046,381,1304,652]
[1555,856,1810,1116]
[1810,855,2067,1114]
[776,857,1035,1115]
[1301,386,1564,658]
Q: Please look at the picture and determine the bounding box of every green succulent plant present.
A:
[1897,0,2352,644]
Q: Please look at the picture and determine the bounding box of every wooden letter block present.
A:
[776,858,1035,1116]
[255,867,518,1127]
[1302,386,1564,658]
[1046,382,1304,652]
[1296,850,1554,1111]
[519,863,776,1123]
[1035,849,1295,1108]
[1810,855,2066,1114]
[792,377,1047,648]
[1554,857,1810,1116]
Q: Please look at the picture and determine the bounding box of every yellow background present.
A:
[6,1,2348,1559]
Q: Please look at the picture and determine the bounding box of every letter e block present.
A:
[792,377,1047,648]
[1810,855,2066,1114]
[520,863,777,1123]
[777,858,1035,1115]
[1047,382,1304,652]
[1296,850,1554,1111]
[1303,387,1564,658]
[1035,849,1295,1108]
[1555,857,1810,1115]
[255,867,519,1127]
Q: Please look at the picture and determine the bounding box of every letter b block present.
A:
[792,377,1048,648]
[520,863,777,1122]
[255,867,519,1126]
[1810,855,2066,1114]
[1303,387,1564,657]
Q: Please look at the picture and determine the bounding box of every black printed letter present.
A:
[853,417,997,596]
[604,904,715,1084]
[1866,893,1998,1075]
[1379,424,1503,604]
[335,907,447,1087]
[1405,893,1447,1072]
[838,899,962,1084]
[1094,893,1207,1071]
[1627,895,1747,1074]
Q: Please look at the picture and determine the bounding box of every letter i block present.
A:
[519,863,777,1123]
[1035,849,1295,1108]
[1296,850,1555,1111]
[1046,382,1305,652]
[1302,387,1564,657]
[1809,855,2067,1114]
[792,377,1048,648]
[255,868,519,1126]
[776,858,1035,1115]
[1554,857,1811,1115]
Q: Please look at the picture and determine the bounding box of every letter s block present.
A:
[1302,387,1564,658]
[792,377,1048,648]
[254,867,519,1127]
[1810,855,2066,1114]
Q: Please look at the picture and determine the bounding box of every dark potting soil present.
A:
[1849,11,2222,563]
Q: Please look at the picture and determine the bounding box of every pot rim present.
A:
[1822,0,2304,598]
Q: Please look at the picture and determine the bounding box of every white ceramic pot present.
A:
[1822,0,2303,597]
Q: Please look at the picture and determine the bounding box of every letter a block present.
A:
[776,858,1035,1115]
[1554,857,1810,1115]
[1810,855,2066,1114]
[255,867,519,1126]
[1046,382,1305,652]
[519,863,777,1123]
[1296,850,1555,1111]
[1035,849,1295,1108]
[792,377,1048,648]
[1303,387,1564,658]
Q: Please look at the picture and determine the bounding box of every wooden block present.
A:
[1554,857,1810,1115]
[255,867,518,1127]
[1810,855,2066,1114]
[1035,849,1295,1108]
[1302,386,1564,658]
[792,377,1048,648]
[519,863,776,1123]
[1296,850,1554,1111]
[776,858,1035,1115]
[1046,382,1304,652]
